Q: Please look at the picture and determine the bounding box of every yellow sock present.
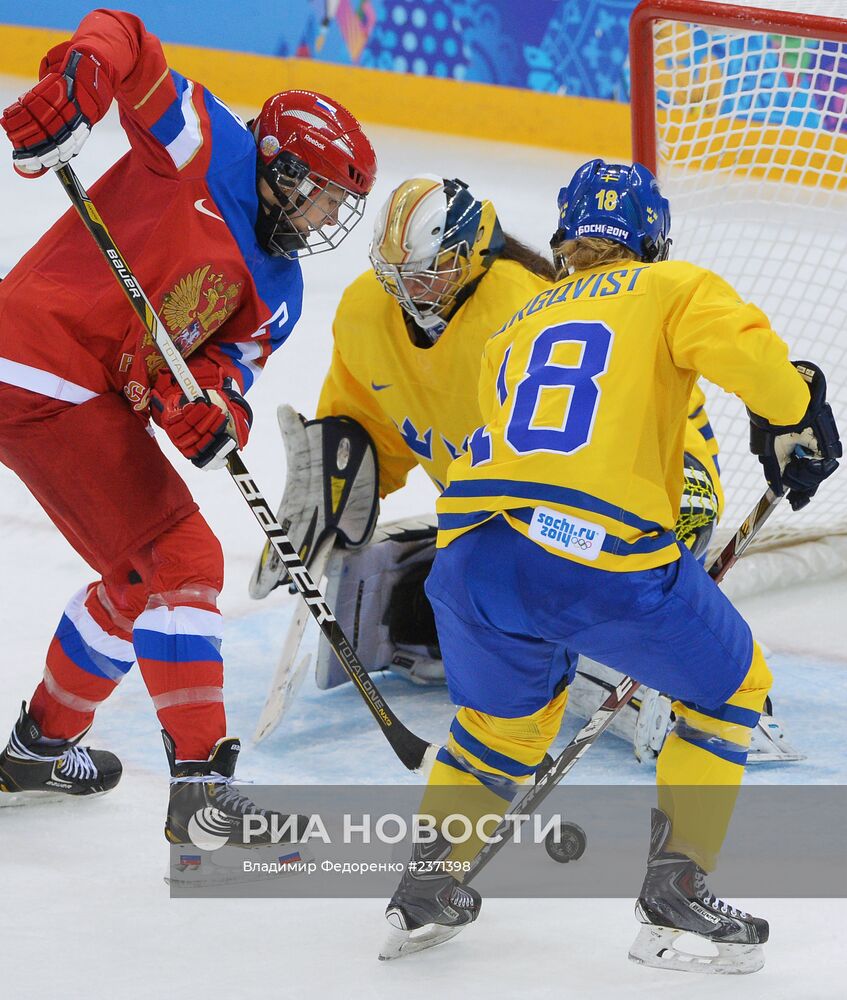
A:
[421,688,569,864]
[658,641,772,870]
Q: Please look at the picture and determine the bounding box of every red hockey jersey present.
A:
[0,10,303,415]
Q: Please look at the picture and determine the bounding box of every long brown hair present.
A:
[500,233,557,281]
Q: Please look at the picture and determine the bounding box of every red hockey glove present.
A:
[39,41,73,80]
[0,47,115,178]
[151,371,253,471]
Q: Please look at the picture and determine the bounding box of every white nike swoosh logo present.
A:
[194,199,224,222]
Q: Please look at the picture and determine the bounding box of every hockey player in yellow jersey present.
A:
[319,175,557,496]
[249,178,728,762]
[247,175,562,687]
[379,160,841,970]
[317,174,720,514]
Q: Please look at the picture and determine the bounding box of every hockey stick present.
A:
[463,487,782,885]
[253,535,336,744]
[54,163,436,774]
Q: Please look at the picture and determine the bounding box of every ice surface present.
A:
[0,76,844,998]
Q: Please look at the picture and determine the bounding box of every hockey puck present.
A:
[544,822,587,863]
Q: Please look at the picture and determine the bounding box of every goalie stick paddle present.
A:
[462,487,783,886]
[54,163,435,774]
[253,535,336,744]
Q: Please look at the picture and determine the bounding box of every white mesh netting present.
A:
[638,1,847,577]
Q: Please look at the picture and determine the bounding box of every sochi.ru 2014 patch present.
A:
[529,505,605,561]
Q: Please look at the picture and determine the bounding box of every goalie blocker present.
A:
[248,405,379,599]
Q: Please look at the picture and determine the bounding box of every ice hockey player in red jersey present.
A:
[0,9,376,846]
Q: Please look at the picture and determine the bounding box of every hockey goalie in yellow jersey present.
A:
[248,175,747,765]
[377,160,841,970]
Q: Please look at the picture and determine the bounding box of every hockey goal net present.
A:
[630,0,847,594]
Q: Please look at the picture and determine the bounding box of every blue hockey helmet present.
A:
[551,159,671,265]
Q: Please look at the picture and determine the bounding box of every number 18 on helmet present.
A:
[551,159,671,268]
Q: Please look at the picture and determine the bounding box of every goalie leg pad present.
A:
[249,405,379,599]
[315,516,444,689]
[567,659,672,762]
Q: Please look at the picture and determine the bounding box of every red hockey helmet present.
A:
[252,90,377,258]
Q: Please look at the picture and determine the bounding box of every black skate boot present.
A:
[379,834,482,960]
[629,808,769,974]
[0,702,122,806]
[163,729,308,849]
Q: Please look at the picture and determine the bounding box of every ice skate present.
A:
[379,835,481,960]
[0,702,122,807]
[163,728,308,846]
[163,730,311,886]
[628,808,768,974]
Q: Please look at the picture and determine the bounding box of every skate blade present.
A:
[165,845,314,888]
[166,865,306,888]
[747,716,805,764]
[0,788,105,809]
[628,923,765,975]
[378,921,464,961]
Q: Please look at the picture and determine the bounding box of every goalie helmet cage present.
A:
[630,0,847,598]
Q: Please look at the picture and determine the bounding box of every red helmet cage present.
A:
[252,90,376,258]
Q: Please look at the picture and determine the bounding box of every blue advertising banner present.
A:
[0,1,638,101]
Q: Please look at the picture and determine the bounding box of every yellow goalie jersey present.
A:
[436,259,810,572]
[317,258,552,494]
[318,260,725,513]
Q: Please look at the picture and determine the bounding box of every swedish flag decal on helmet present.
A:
[550,158,671,265]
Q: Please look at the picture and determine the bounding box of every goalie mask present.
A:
[369,176,505,342]
[252,90,377,258]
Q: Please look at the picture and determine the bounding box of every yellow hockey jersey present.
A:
[318,260,725,513]
[318,259,553,494]
[436,259,810,572]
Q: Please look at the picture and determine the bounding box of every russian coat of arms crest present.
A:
[143,265,243,378]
